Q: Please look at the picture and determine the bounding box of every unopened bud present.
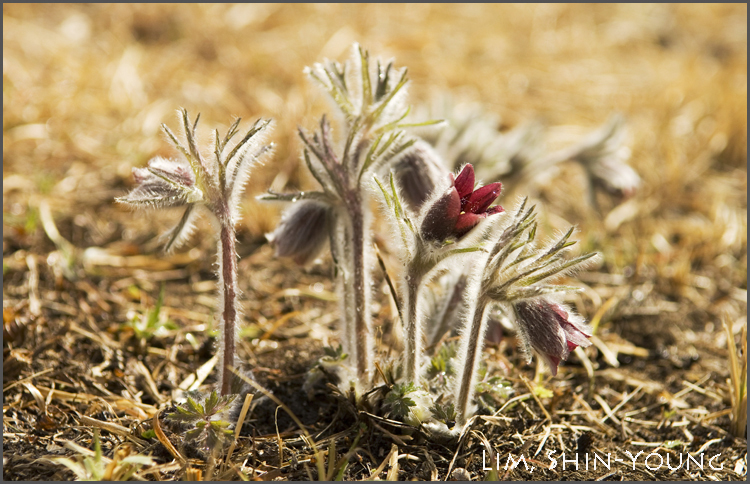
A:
[420,186,461,242]
[394,141,450,211]
[513,299,592,376]
[268,201,331,265]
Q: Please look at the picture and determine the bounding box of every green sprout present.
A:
[166,390,237,455]
[48,429,155,481]
[122,284,177,342]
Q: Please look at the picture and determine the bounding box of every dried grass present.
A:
[3,4,746,481]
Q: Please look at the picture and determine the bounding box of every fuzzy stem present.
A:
[403,265,424,383]
[428,273,467,348]
[346,198,372,385]
[219,219,238,396]
[456,295,490,426]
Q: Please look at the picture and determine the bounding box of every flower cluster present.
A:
[120,44,602,437]
[261,44,441,389]
[258,45,599,432]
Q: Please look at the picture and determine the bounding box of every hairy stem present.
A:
[219,219,238,396]
[428,273,467,348]
[403,265,424,383]
[346,197,372,385]
[456,295,490,426]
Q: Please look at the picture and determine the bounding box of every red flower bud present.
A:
[420,164,504,241]
[420,187,461,242]
[513,299,592,376]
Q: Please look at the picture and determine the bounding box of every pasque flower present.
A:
[267,200,332,266]
[453,198,598,427]
[262,44,436,388]
[512,299,592,376]
[393,140,450,211]
[421,164,504,242]
[118,109,273,396]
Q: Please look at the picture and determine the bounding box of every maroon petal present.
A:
[486,205,505,215]
[465,182,502,214]
[561,320,592,349]
[454,164,475,200]
[540,354,562,376]
[420,187,461,241]
[454,211,485,236]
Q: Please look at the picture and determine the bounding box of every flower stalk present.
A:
[263,44,439,390]
[218,220,238,396]
[453,198,597,426]
[455,294,490,423]
[375,167,498,384]
[118,110,273,396]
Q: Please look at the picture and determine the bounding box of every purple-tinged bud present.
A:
[394,141,450,211]
[147,157,196,187]
[419,163,504,242]
[420,186,461,242]
[268,201,331,266]
[512,299,592,376]
[119,157,202,208]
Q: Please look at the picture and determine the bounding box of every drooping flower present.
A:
[420,164,504,242]
[512,299,592,376]
[393,140,450,211]
[267,200,332,266]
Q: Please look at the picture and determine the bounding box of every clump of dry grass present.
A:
[724,316,747,438]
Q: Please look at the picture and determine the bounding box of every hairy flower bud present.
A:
[512,299,592,376]
[394,141,451,211]
[120,157,203,208]
[268,201,331,265]
[420,164,504,242]
[420,186,461,242]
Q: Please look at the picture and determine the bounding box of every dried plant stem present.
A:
[724,318,747,438]
[455,296,490,426]
[219,218,238,396]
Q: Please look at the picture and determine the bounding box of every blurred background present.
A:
[4,3,747,355]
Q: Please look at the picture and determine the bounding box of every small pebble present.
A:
[450,467,471,481]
